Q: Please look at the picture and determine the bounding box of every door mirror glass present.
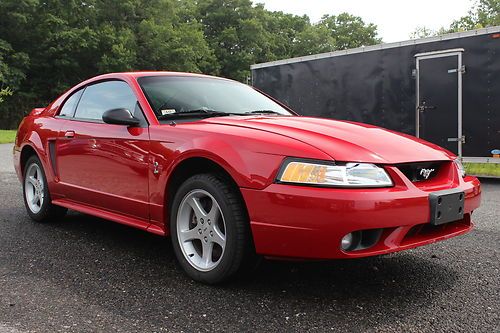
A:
[102,108,141,126]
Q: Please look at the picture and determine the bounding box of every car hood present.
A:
[203,116,454,164]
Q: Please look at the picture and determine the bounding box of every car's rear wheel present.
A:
[170,173,253,284]
[23,155,67,222]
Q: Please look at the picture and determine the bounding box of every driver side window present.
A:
[74,81,137,121]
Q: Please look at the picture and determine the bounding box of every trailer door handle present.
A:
[417,100,436,113]
[64,130,75,138]
[417,105,436,112]
[447,136,466,143]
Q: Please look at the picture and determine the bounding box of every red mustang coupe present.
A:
[13,72,481,283]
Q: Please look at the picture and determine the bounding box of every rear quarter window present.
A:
[59,89,84,117]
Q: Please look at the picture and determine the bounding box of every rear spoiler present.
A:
[29,107,45,116]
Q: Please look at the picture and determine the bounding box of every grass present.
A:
[465,162,500,177]
[0,130,16,144]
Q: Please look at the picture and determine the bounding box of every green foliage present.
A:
[317,13,382,50]
[409,26,438,39]
[0,0,382,128]
[450,0,500,31]
[0,88,13,104]
[410,0,500,38]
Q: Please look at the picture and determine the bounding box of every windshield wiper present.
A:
[157,109,231,120]
[245,110,284,115]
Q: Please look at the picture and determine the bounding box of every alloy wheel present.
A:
[24,163,45,214]
[176,189,227,272]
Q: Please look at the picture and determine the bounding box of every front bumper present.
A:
[241,166,481,259]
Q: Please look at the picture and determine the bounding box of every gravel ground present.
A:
[0,143,498,333]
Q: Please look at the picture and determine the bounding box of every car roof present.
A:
[44,71,239,118]
[89,71,232,82]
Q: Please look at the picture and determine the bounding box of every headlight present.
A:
[277,159,393,187]
[453,158,466,177]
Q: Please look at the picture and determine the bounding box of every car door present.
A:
[55,80,150,222]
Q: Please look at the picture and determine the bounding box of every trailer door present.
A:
[415,49,464,156]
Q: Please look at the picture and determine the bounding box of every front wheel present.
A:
[170,173,253,284]
[23,155,67,222]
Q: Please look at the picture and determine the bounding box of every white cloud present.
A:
[256,0,474,42]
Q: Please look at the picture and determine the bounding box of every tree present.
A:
[0,0,33,96]
[0,0,383,128]
[410,0,499,38]
[409,26,437,39]
[450,0,499,31]
[195,0,276,81]
[257,10,311,59]
[0,87,12,104]
[317,13,382,50]
[0,40,24,104]
[0,0,219,128]
[293,24,337,55]
[195,3,382,81]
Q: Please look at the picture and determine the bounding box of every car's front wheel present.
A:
[170,173,253,284]
[23,155,67,222]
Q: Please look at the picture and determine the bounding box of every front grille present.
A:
[397,161,443,182]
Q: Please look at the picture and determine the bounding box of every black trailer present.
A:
[251,26,500,163]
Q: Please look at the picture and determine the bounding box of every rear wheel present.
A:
[23,155,67,222]
[170,173,253,284]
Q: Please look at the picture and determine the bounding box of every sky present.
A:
[256,0,475,43]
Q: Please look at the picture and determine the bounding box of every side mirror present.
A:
[102,108,141,126]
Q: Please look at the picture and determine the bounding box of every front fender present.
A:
[149,123,331,191]
[167,146,285,190]
[147,124,332,228]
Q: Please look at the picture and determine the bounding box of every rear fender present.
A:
[16,121,57,188]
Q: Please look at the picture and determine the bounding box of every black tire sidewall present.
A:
[170,174,246,284]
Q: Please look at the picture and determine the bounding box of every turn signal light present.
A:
[280,161,327,183]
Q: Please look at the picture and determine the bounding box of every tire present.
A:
[170,173,254,284]
[22,155,67,222]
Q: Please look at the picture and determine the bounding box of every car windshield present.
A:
[137,76,293,120]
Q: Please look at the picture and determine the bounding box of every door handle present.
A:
[64,130,75,138]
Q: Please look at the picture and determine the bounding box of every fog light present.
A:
[341,233,354,251]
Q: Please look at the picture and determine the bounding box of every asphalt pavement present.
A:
[0,143,498,333]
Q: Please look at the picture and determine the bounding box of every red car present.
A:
[13,72,481,283]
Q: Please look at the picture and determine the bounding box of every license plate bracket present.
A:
[429,189,465,225]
